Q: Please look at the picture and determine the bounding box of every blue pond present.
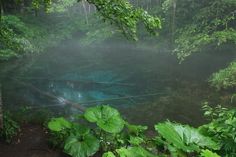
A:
[1,41,235,126]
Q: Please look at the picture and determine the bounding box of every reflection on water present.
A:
[0,41,235,126]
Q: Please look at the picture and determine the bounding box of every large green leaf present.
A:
[71,124,90,136]
[200,149,220,157]
[102,152,116,157]
[64,132,100,157]
[116,146,157,157]
[48,117,72,132]
[155,122,193,152]
[155,122,219,152]
[173,123,219,149]
[84,105,124,133]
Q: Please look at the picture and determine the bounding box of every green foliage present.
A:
[31,0,77,13]
[116,146,156,157]
[29,0,162,41]
[47,115,101,157]
[64,128,100,157]
[47,105,227,157]
[32,0,52,13]
[0,16,35,60]
[12,107,53,124]
[47,105,156,157]
[200,104,236,156]
[126,123,148,136]
[47,117,72,148]
[126,123,148,146]
[128,136,144,146]
[84,105,124,133]
[155,121,219,155]
[48,117,72,132]
[0,111,20,143]
[169,0,236,60]
[87,0,161,40]
[174,25,213,60]
[0,0,162,60]
[201,149,220,157]
[79,25,115,46]
[175,27,236,61]
[0,13,84,60]
[48,0,77,13]
[209,61,236,90]
[102,151,116,157]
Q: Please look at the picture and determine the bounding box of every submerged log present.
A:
[15,80,86,112]
[15,77,135,87]
[76,92,163,104]
[0,84,3,129]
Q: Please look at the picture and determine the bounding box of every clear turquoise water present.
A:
[1,41,235,126]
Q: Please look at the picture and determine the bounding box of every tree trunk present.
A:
[82,0,89,24]
[171,0,176,46]
[20,0,25,14]
[88,4,90,14]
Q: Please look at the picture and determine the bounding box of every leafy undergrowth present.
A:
[46,104,236,157]
[209,61,236,90]
[0,111,20,143]
[0,104,235,157]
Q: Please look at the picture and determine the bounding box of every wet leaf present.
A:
[84,105,124,133]
[48,117,72,132]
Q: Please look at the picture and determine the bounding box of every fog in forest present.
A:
[1,1,236,156]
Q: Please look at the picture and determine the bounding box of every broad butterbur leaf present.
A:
[174,123,219,149]
[84,105,124,133]
[102,151,116,157]
[155,122,219,152]
[64,132,99,157]
[71,124,90,136]
[48,117,72,132]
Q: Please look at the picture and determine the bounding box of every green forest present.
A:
[0,0,236,157]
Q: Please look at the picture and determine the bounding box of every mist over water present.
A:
[1,38,236,127]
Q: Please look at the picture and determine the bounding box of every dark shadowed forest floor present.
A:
[0,125,67,157]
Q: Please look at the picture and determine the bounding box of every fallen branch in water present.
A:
[14,80,86,112]
[76,92,163,104]
[15,77,135,87]
[18,92,164,110]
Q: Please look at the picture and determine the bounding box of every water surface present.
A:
[1,41,235,126]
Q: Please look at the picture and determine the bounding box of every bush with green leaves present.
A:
[11,106,53,125]
[87,0,161,40]
[0,15,36,60]
[209,61,236,90]
[0,12,90,61]
[47,105,221,157]
[171,0,236,61]
[0,111,20,143]
[47,117,72,148]
[200,104,236,157]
